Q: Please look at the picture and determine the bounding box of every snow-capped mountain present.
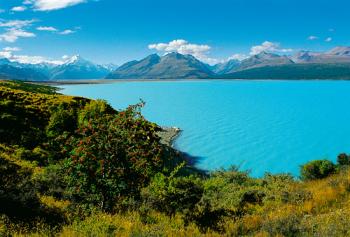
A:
[102,63,119,71]
[49,55,110,80]
[2,46,350,81]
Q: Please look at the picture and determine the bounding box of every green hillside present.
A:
[2,80,350,236]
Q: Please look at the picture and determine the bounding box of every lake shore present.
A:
[157,126,181,147]
[28,78,350,86]
[30,79,208,85]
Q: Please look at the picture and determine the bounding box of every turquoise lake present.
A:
[59,80,350,177]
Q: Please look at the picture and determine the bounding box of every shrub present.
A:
[142,172,204,216]
[46,104,77,138]
[78,99,115,127]
[337,153,350,166]
[261,213,305,237]
[0,155,64,232]
[300,160,336,180]
[65,102,164,211]
[35,164,67,198]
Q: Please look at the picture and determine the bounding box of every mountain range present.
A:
[0,55,113,81]
[1,46,350,80]
[106,53,214,79]
[50,55,110,80]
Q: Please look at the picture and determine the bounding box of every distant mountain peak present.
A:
[147,53,161,58]
[291,46,350,64]
[327,46,350,56]
[255,51,270,56]
[50,55,109,80]
[65,54,86,64]
[164,52,180,56]
[102,63,119,71]
[253,51,281,59]
[107,52,213,79]
[292,51,314,63]
[163,52,185,59]
[211,59,240,74]
[236,51,293,71]
[0,58,12,65]
[144,53,161,62]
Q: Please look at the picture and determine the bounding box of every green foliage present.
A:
[65,101,164,211]
[300,159,336,180]
[0,154,64,232]
[0,155,39,219]
[260,213,305,237]
[78,99,115,126]
[35,163,67,198]
[142,172,203,216]
[0,81,88,148]
[142,164,229,231]
[337,153,350,166]
[4,81,350,236]
[46,104,77,138]
[0,80,57,94]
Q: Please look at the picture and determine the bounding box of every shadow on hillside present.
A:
[179,150,208,176]
[163,145,207,176]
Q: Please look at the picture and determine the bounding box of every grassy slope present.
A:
[0,80,89,147]
[58,169,350,236]
[0,80,58,94]
[2,81,350,236]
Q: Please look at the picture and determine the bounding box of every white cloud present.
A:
[3,47,21,52]
[308,35,318,40]
[0,49,64,64]
[0,28,36,42]
[59,29,75,35]
[62,55,70,60]
[12,55,63,64]
[149,39,220,64]
[23,0,33,5]
[29,0,86,11]
[0,19,35,28]
[0,51,12,58]
[37,26,78,35]
[325,37,332,42]
[228,53,248,61]
[149,39,210,55]
[250,41,293,55]
[0,19,36,42]
[36,26,58,32]
[11,6,27,12]
[148,39,293,65]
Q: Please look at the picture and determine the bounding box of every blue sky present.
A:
[0,0,349,65]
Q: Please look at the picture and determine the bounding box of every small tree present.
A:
[65,102,164,211]
[300,160,336,180]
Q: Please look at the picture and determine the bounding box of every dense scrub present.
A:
[1,80,350,236]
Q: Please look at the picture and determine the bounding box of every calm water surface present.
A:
[59,80,350,177]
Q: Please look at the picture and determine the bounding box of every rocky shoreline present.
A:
[157,126,181,147]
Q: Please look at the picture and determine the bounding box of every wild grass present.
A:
[3,80,350,236]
